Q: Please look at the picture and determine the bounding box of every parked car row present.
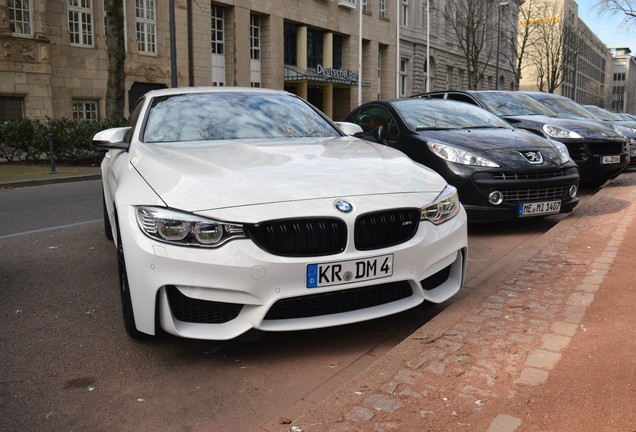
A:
[93,86,631,341]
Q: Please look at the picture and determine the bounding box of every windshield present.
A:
[143,92,339,143]
[477,92,557,117]
[393,99,512,130]
[538,98,598,120]
[584,105,623,121]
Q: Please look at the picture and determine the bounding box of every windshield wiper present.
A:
[416,126,454,131]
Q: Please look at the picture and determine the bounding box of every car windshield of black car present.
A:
[538,98,598,121]
[478,92,556,118]
[393,99,512,131]
[585,105,623,121]
[142,92,339,143]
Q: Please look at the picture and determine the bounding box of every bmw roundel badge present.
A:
[334,199,353,213]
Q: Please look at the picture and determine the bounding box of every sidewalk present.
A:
[269,173,636,432]
[0,163,101,189]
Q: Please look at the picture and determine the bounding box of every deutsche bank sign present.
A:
[316,64,360,81]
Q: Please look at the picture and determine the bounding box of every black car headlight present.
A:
[542,124,582,139]
[421,185,461,225]
[547,139,571,164]
[136,206,245,247]
[428,142,499,167]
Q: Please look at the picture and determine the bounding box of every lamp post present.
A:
[495,1,508,90]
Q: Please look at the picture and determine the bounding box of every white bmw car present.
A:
[94,87,468,340]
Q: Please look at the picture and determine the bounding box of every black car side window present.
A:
[446,94,478,106]
[355,107,398,144]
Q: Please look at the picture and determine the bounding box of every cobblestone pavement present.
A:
[269,172,636,432]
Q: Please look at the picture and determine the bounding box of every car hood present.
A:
[419,128,566,168]
[502,115,623,139]
[130,137,446,211]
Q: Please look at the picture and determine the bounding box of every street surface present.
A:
[0,180,591,431]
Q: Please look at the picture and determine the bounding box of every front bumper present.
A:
[117,204,468,340]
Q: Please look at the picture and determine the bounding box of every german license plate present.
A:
[306,254,393,288]
[601,155,621,164]
[519,200,561,217]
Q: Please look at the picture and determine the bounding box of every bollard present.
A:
[48,133,56,174]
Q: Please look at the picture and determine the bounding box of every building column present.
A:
[296,25,308,99]
[231,6,251,86]
[322,32,333,118]
[0,0,11,36]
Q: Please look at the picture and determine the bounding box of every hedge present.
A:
[0,118,126,164]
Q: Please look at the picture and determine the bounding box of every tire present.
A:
[103,192,114,241]
[116,225,145,339]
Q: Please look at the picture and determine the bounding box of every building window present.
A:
[72,100,99,121]
[400,58,409,97]
[284,23,297,65]
[379,0,386,18]
[9,0,32,36]
[136,0,156,54]
[362,0,368,13]
[250,15,260,60]
[0,96,25,121]
[400,0,408,26]
[307,29,323,69]
[68,0,94,46]
[333,35,343,69]
[211,6,224,55]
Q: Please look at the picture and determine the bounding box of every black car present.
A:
[344,98,580,222]
[522,92,636,167]
[583,104,636,130]
[421,90,629,187]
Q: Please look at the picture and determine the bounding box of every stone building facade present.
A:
[608,47,636,114]
[0,0,399,121]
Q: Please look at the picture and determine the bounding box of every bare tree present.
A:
[506,0,542,89]
[104,0,126,120]
[523,0,576,93]
[443,0,498,89]
[595,0,636,22]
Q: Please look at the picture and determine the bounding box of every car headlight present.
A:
[615,124,635,136]
[136,206,245,247]
[428,142,500,167]
[542,124,582,139]
[421,185,461,225]
[548,139,571,164]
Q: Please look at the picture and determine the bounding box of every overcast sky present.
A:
[576,0,636,51]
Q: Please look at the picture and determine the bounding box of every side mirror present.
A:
[335,122,364,138]
[93,127,131,150]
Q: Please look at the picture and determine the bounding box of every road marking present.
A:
[0,219,102,240]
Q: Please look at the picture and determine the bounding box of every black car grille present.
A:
[247,209,420,257]
[246,218,347,257]
[492,170,567,181]
[588,141,624,156]
[501,185,567,203]
[355,209,420,251]
[166,286,243,324]
[263,281,413,320]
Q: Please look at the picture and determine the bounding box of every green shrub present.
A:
[0,118,126,164]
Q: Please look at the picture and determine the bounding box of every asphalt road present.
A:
[0,180,589,431]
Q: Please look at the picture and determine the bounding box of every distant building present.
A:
[0,0,399,122]
[608,47,636,114]
[517,0,612,107]
[400,0,520,95]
